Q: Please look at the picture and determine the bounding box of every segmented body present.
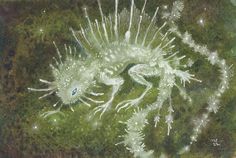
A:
[28,0,231,157]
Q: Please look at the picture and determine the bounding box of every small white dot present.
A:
[163,5,168,9]
[198,18,205,26]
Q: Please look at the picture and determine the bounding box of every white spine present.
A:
[79,25,92,46]
[114,0,119,40]
[135,0,147,44]
[125,0,134,42]
[53,41,62,63]
[97,0,109,42]
[142,6,159,46]
[70,28,83,49]
[84,8,100,45]
[148,22,167,47]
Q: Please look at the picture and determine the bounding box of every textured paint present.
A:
[28,0,231,157]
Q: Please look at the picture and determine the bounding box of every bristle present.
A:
[70,27,83,49]
[52,57,59,66]
[28,87,54,92]
[39,90,55,99]
[95,19,104,42]
[53,101,59,107]
[135,16,142,44]
[114,0,119,39]
[128,0,134,32]
[162,37,176,49]
[84,8,100,45]
[80,24,92,47]
[165,51,179,60]
[39,79,52,84]
[64,44,68,54]
[97,0,109,43]
[49,64,60,74]
[89,92,104,96]
[142,6,159,46]
[108,15,114,39]
[68,46,72,55]
[79,97,91,107]
[97,0,105,23]
[148,22,167,47]
[125,0,134,42]
[102,19,110,43]
[70,106,75,112]
[135,0,147,44]
[53,41,62,63]
[161,31,170,41]
[73,47,77,57]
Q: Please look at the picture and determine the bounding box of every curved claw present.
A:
[93,105,103,115]
[40,109,65,118]
[93,103,111,118]
[116,99,141,112]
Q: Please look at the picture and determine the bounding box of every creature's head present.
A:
[51,56,98,105]
[28,44,99,107]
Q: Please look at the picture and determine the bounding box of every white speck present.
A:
[198,18,205,26]
[33,125,38,130]
[187,58,194,67]
[211,138,221,146]
[207,51,218,65]
[163,5,168,10]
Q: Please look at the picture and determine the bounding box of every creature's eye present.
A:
[71,88,78,96]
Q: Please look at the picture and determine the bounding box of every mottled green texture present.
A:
[230,0,236,6]
[0,17,4,53]
[0,0,236,158]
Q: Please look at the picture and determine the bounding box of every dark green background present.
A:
[0,0,235,157]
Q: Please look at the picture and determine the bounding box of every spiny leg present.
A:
[94,73,124,117]
[117,64,158,112]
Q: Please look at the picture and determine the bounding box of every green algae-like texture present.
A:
[0,0,236,158]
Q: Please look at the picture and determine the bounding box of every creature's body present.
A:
[39,1,193,115]
[28,0,231,157]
